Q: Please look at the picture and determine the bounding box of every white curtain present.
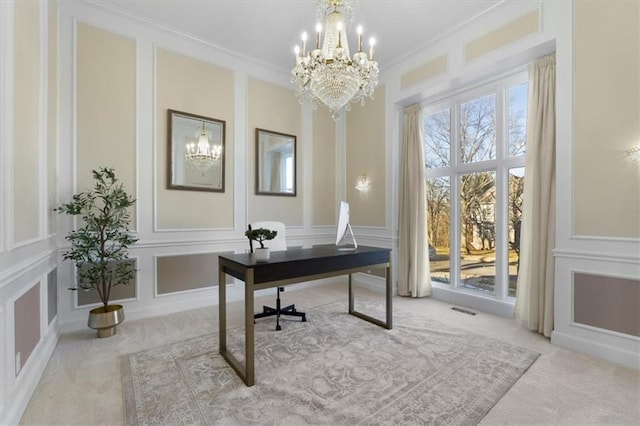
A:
[398,104,432,297]
[515,54,556,337]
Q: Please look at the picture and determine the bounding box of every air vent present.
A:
[451,307,477,316]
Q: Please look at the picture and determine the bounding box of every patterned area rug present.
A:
[122,300,539,425]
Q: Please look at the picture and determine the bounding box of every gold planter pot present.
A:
[88,304,124,338]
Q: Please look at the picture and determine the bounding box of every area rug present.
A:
[122,300,539,425]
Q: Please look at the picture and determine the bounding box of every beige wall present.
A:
[248,78,303,226]
[573,1,640,238]
[156,48,235,229]
[400,54,447,91]
[13,1,41,243]
[464,10,539,62]
[76,23,137,225]
[312,108,337,226]
[346,85,386,227]
[47,1,58,235]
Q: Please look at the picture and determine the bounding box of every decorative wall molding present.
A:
[152,226,237,233]
[555,254,640,370]
[0,249,57,290]
[2,317,59,426]
[0,304,5,418]
[570,321,640,344]
[554,248,640,265]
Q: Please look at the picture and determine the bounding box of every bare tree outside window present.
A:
[509,83,528,157]
[426,176,450,284]
[460,94,496,164]
[424,108,450,168]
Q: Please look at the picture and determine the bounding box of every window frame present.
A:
[423,70,527,302]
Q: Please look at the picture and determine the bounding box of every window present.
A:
[424,72,527,300]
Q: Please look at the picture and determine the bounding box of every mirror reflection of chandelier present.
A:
[292,0,379,120]
[185,122,222,172]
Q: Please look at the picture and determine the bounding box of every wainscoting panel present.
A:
[156,252,234,295]
[574,272,640,338]
[76,259,137,306]
[14,282,41,377]
[553,251,640,370]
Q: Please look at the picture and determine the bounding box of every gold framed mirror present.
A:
[255,128,296,196]
[167,109,225,192]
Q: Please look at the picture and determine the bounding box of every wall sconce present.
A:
[626,146,640,162]
[355,174,370,192]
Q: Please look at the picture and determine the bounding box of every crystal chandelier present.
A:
[185,122,222,172]
[292,0,379,120]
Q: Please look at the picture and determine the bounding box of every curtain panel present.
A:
[398,104,432,297]
[514,54,556,337]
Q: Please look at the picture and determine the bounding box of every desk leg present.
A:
[244,269,255,386]
[348,273,354,314]
[348,263,393,330]
[386,263,393,329]
[219,265,226,353]
[219,268,256,387]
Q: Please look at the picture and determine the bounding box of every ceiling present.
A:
[98,0,503,73]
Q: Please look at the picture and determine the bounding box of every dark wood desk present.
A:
[218,245,392,386]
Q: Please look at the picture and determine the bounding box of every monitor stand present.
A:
[337,223,358,251]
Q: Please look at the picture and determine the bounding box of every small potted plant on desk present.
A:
[56,167,138,338]
[245,227,277,262]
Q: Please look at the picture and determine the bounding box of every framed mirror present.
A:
[167,109,225,192]
[255,128,296,196]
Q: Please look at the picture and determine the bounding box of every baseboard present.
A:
[2,318,60,426]
[351,272,390,295]
[551,330,640,371]
[60,278,338,333]
[431,286,515,318]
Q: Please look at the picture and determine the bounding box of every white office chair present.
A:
[249,221,306,330]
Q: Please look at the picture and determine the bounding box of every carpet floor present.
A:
[122,300,539,425]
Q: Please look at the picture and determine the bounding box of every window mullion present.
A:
[450,103,461,290]
[496,86,508,300]
[496,83,506,165]
[496,165,508,300]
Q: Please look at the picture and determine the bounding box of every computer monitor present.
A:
[335,201,358,251]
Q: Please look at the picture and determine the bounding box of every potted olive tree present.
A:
[245,227,277,262]
[57,167,138,338]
